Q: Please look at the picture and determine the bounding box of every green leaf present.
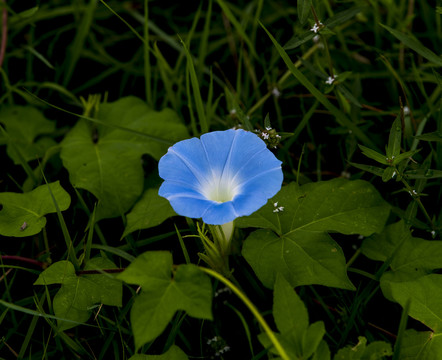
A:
[302,322,326,359]
[399,329,442,360]
[392,148,421,165]
[117,251,212,349]
[404,168,442,179]
[274,274,309,354]
[239,179,390,236]
[363,221,442,274]
[313,341,331,360]
[333,336,392,359]
[386,114,402,159]
[0,106,56,164]
[122,188,176,239]
[0,181,71,237]
[380,24,442,66]
[238,179,389,289]
[364,221,442,332]
[349,162,385,177]
[242,229,354,290]
[381,274,442,333]
[415,131,442,142]
[382,167,397,182]
[297,0,312,25]
[128,345,188,360]
[60,96,189,220]
[34,257,122,331]
[358,145,388,165]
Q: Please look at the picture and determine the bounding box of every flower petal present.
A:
[232,167,283,215]
[158,129,283,225]
[200,129,237,175]
[158,137,211,190]
[201,202,239,225]
[166,195,214,219]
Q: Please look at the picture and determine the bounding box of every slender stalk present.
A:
[199,267,291,360]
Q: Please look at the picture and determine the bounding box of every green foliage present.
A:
[363,221,442,334]
[333,336,392,359]
[237,179,389,289]
[128,345,188,360]
[60,96,188,220]
[117,251,213,350]
[34,257,122,331]
[0,181,70,237]
[1,0,441,358]
[0,106,57,164]
[122,187,176,238]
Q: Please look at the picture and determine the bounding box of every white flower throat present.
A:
[201,172,240,203]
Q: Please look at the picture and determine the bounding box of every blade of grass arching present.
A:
[181,36,208,134]
[381,24,442,67]
[17,294,45,358]
[0,299,93,329]
[186,65,198,136]
[25,90,173,145]
[22,45,55,70]
[393,299,410,360]
[62,0,98,87]
[225,302,255,357]
[22,81,81,106]
[260,22,378,150]
[74,188,108,246]
[143,0,152,106]
[215,0,258,59]
[153,42,178,109]
[41,174,79,270]
[0,68,13,104]
[99,0,144,43]
[175,224,190,265]
[84,204,97,264]
[91,244,135,262]
[197,0,212,83]
[250,0,263,45]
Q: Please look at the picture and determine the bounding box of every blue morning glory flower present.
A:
[158,129,283,225]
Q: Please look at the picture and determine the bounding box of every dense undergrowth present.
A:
[1,0,441,359]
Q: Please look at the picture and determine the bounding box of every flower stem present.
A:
[199,267,291,360]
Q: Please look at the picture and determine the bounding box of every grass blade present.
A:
[260,21,378,150]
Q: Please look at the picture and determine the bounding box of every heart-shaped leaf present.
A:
[34,257,122,331]
[0,106,56,164]
[237,179,389,289]
[117,251,212,350]
[122,188,176,239]
[0,181,71,237]
[60,96,189,220]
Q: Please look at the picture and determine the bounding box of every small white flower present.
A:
[271,87,281,97]
[403,106,410,115]
[273,202,284,213]
[313,35,320,42]
[431,230,436,237]
[341,171,351,179]
[265,126,272,131]
[408,189,418,197]
[261,132,269,140]
[325,76,335,85]
[392,171,396,178]
[229,109,237,115]
[310,22,323,33]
